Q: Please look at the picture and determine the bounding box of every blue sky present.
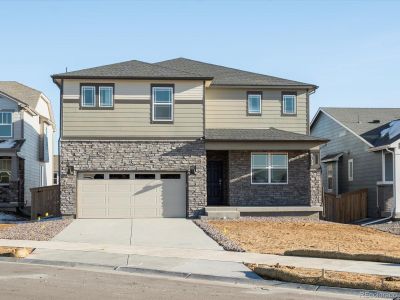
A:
[1,0,399,145]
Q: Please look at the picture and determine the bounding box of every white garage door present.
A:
[77,172,186,218]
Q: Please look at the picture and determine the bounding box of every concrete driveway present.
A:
[29,219,257,280]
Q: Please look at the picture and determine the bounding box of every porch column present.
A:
[10,156,19,182]
[395,147,400,219]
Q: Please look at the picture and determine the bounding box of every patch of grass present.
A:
[248,263,400,292]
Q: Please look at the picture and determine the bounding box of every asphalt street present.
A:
[0,261,384,300]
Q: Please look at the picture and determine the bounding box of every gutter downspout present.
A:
[362,147,396,226]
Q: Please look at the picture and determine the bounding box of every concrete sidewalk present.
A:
[1,239,399,277]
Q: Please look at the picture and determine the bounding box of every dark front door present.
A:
[207,161,224,206]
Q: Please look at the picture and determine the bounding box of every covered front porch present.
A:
[204,128,327,218]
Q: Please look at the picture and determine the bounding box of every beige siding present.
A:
[205,88,308,134]
[62,79,204,138]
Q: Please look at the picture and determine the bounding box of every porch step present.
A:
[204,210,240,220]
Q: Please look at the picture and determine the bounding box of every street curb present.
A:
[0,257,399,298]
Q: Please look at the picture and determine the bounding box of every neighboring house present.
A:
[51,58,326,219]
[311,107,400,218]
[53,154,59,185]
[0,81,56,209]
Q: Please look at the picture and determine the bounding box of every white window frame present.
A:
[152,86,174,122]
[327,163,333,192]
[247,93,262,114]
[39,165,45,187]
[348,159,353,181]
[99,86,113,107]
[251,152,288,185]
[0,158,11,186]
[0,112,13,138]
[381,151,394,184]
[81,86,96,107]
[282,94,297,115]
[53,172,59,185]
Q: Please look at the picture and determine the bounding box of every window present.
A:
[311,152,320,166]
[348,159,353,181]
[251,153,288,184]
[135,174,156,179]
[53,172,59,185]
[81,86,95,107]
[161,174,181,179]
[327,163,333,192]
[152,86,173,121]
[109,174,130,180]
[383,152,394,182]
[247,92,262,114]
[0,112,12,137]
[99,86,113,107]
[0,158,11,184]
[282,94,297,115]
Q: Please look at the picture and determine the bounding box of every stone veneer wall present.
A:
[229,150,318,206]
[310,168,323,206]
[60,140,206,218]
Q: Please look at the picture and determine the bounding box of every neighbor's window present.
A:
[247,92,262,114]
[0,112,12,137]
[0,158,11,184]
[53,172,59,185]
[251,153,288,184]
[81,86,95,107]
[282,94,297,115]
[152,86,173,121]
[99,86,113,107]
[348,159,353,181]
[327,163,334,191]
[384,152,393,182]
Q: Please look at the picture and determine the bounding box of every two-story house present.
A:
[0,81,55,210]
[52,58,326,219]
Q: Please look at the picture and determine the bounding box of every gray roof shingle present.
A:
[156,58,316,87]
[205,128,327,142]
[319,107,400,147]
[52,59,213,80]
[0,81,42,110]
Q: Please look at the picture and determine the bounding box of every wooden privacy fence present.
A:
[30,185,60,220]
[323,189,368,223]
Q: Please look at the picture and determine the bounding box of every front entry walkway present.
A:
[27,219,257,280]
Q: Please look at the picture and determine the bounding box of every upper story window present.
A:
[247,92,262,115]
[251,153,288,184]
[99,86,113,107]
[383,152,393,182]
[0,112,12,138]
[152,86,174,122]
[81,86,95,107]
[81,85,114,109]
[282,93,297,115]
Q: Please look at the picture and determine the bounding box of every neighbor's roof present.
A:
[52,58,316,88]
[0,81,55,125]
[51,60,213,80]
[321,152,343,163]
[205,128,327,142]
[0,139,25,151]
[156,58,316,88]
[315,107,400,147]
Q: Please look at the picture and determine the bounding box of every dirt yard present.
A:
[207,219,400,257]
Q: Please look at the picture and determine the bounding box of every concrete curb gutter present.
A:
[0,256,399,298]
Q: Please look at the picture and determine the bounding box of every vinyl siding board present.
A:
[205,88,308,134]
[62,79,204,138]
[311,113,382,217]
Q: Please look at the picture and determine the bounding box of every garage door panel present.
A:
[77,172,186,219]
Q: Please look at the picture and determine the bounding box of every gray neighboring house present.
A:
[0,81,56,210]
[311,107,400,218]
[52,58,327,219]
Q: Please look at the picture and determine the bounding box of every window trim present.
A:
[151,84,174,123]
[99,86,114,108]
[247,91,262,115]
[281,92,297,116]
[382,151,394,184]
[348,158,353,181]
[0,111,13,138]
[250,152,288,185]
[80,83,115,110]
[81,86,96,108]
[327,163,334,192]
[0,158,11,186]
